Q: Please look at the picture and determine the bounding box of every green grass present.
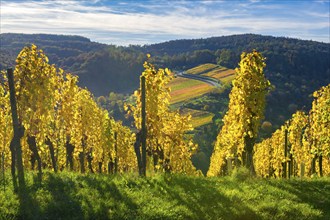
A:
[0,171,329,220]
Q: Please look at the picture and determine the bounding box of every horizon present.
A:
[1,0,329,46]
[1,32,328,47]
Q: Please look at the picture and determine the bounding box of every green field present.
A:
[1,171,329,220]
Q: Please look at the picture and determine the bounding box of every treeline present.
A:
[145,34,329,77]
[75,47,145,95]
[0,33,104,69]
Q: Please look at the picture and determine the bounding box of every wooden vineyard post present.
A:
[300,163,305,179]
[141,76,147,177]
[234,156,239,168]
[133,131,142,175]
[227,157,232,174]
[319,155,323,177]
[114,132,118,174]
[1,152,4,192]
[283,128,288,178]
[311,156,316,175]
[7,68,26,191]
[288,143,293,179]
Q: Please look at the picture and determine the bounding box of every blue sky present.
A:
[1,0,329,45]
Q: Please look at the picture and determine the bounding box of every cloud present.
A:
[1,0,329,45]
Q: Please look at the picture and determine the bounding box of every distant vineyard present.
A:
[168,64,234,104]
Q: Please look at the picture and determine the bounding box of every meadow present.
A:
[1,170,329,220]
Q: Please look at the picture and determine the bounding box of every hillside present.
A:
[1,33,329,97]
[0,33,105,70]
[1,171,329,220]
[1,33,329,149]
[0,33,145,95]
[148,35,330,129]
[144,34,330,77]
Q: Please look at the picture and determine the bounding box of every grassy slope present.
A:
[169,64,234,128]
[0,171,329,220]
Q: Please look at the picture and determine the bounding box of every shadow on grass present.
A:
[12,172,329,220]
[17,187,41,220]
[42,173,84,219]
[150,175,259,220]
[266,178,330,220]
[75,174,139,219]
[16,172,140,219]
[14,172,83,220]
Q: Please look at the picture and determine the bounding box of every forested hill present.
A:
[1,33,329,98]
[0,33,145,95]
[146,34,330,124]
[145,34,329,79]
[0,33,104,68]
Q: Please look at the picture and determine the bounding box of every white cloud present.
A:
[1,0,329,45]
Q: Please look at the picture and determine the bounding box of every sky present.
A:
[1,0,329,46]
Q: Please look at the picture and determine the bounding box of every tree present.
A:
[208,51,271,176]
[217,49,234,67]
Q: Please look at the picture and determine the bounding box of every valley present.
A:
[1,0,329,219]
[1,33,329,174]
